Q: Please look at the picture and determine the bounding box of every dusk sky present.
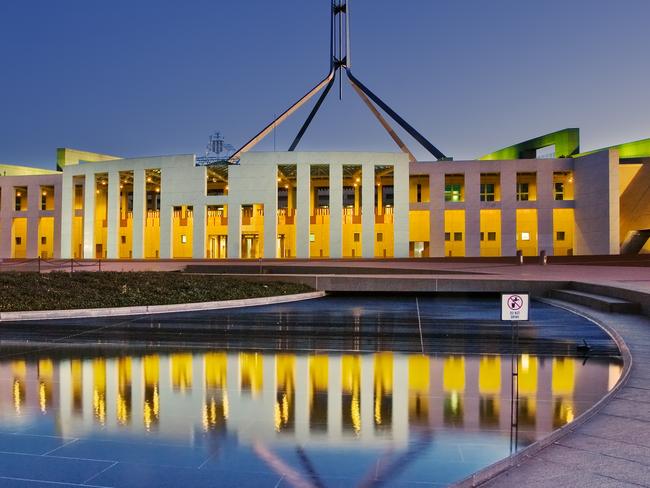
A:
[1,0,649,168]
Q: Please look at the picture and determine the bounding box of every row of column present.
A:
[427,166,559,257]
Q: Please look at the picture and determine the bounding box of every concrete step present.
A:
[549,289,641,314]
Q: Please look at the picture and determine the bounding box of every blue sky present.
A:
[1,0,649,168]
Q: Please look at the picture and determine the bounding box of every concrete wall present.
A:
[573,150,619,255]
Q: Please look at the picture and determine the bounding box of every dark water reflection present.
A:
[0,349,621,486]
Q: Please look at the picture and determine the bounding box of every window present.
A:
[444,232,451,241]
[309,234,316,242]
[41,236,47,245]
[15,196,21,211]
[277,188,288,209]
[453,232,462,241]
[480,232,485,241]
[521,232,530,241]
[445,184,462,202]
[488,232,497,241]
[554,182,564,201]
[480,183,495,202]
[517,183,529,201]
[377,232,383,242]
[41,194,47,210]
[353,233,360,242]
[556,231,566,241]
[121,235,127,244]
[180,235,187,244]
[316,187,329,207]
[416,184,422,203]
[15,237,21,245]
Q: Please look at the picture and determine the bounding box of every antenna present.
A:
[229,1,448,163]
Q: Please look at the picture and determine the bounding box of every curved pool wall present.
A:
[0,295,623,487]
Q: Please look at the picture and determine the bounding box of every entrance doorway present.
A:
[241,234,260,259]
[208,235,228,259]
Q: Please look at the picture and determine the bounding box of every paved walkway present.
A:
[480,303,650,488]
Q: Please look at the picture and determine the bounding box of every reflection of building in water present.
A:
[0,352,619,448]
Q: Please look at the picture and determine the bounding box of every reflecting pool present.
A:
[0,349,621,487]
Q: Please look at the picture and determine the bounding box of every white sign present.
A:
[501,293,529,321]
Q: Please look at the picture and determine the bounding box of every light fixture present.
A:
[155,187,160,193]
[16,191,21,197]
[284,184,289,189]
[102,180,107,186]
[147,176,152,183]
[225,186,229,191]
[120,184,124,189]
[353,183,357,187]
[277,177,281,182]
[356,177,360,183]
[42,191,47,196]
[96,190,100,194]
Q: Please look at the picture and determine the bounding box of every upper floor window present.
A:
[554,182,565,200]
[517,183,529,201]
[445,184,462,202]
[480,183,495,202]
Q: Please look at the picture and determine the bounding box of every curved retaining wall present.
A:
[0,291,326,322]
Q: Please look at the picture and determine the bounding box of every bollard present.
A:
[540,250,547,266]
[516,250,523,265]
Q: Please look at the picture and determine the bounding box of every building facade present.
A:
[1,130,649,260]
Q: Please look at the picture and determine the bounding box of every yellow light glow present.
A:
[155,187,160,193]
[42,191,47,196]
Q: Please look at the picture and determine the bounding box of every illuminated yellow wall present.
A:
[443,356,465,392]
[206,206,228,259]
[516,209,538,256]
[375,209,394,258]
[408,210,430,257]
[240,353,263,395]
[241,204,265,259]
[94,185,108,258]
[38,217,54,258]
[409,175,430,203]
[444,210,465,257]
[11,218,27,258]
[310,210,330,258]
[342,216,362,258]
[145,211,160,258]
[480,209,501,256]
[553,172,574,200]
[553,208,575,256]
[172,206,193,259]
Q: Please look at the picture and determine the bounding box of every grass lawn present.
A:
[0,272,313,312]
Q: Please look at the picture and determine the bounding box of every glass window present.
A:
[556,231,565,241]
[377,232,383,242]
[488,232,497,241]
[480,232,484,241]
[353,233,360,242]
[416,184,422,203]
[517,183,529,201]
[480,183,495,202]
[445,184,462,202]
[444,232,451,242]
[554,182,564,201]
[453,232,462,241]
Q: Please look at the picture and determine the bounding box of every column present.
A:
[263,198,277,259]
[429,171,445,257]
[26,183,40,258]
[393,162,410,258]
[537,166,554,256]
[329,164,343,258]
[106,171,120,259]
[131,169,146,259]
[296,164,310,259]
[159,204,172,259]
[192,204,206,259]
[227,203,241,259]
[53,180,63,258]
[361,162,374,258]
[0,183,12,258]
[501,168,517,256]
[82,173,95,259]
[465,171,480,257]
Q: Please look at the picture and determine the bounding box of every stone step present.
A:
[549,289,641,314]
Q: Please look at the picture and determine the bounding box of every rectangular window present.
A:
[480,183,495,202]
[480,232,484,241]
[41,236,47,245]
[556,231,565,241]
[416,184,422,203]
[488,232,497,241]
[41,195,47,210]
[180,235,187,244]
[15,237,21,245]
[521,232,530,241]
[121,235,127,244]
[353,233,360,243]
[445,184,462,202]
[444,232,451,242]
[15,196,21,211]
[377,232,383,242]
[453,232,462,241]
[517,183,529,201]
[554,182,564,201]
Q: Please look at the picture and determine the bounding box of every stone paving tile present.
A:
[612,387,650,404]
[485,456,641,488]
[0,479,105,488]
[601,398,650,422]
[579,413,650,449]
[557,433,650,466]
[537,444,650,486]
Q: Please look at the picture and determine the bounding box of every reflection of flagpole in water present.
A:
[253,442,316,488]
[509,320,520,454]
[357,429,434,488]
